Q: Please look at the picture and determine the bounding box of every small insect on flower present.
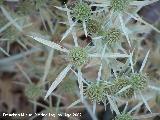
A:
[114,113,133,120]
[71,2,92,22]
[110,0,131,12]
[112,78,134,99]
[129,73,149,91]
[68,47,88,68]
[103,28,122,45]
[25,84,43,100]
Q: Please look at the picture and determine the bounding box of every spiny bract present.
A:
[114,113,133,120]
[104,28,121,44]
[110,0,131,12]
[129,73,149,91]
[25,84,43,100]
[69,47,88,67]
[71,2,91,21]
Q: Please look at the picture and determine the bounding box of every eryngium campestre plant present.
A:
[4,0,159,119]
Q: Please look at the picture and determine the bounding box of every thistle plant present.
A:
[91,0,160,46]
[0,0,160,120]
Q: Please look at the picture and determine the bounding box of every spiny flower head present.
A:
[69,47,88,68]
[86,18,102,35]
[71,2,91,21]
[114,113,133,120]
[84,82,107,103]
[112,78,134,99]
[110,0,131,12]
[25,84,43,100]
[103,28,121,45]
[129,73,149,91]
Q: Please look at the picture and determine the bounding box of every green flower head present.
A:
[114,113,133,120]
[111,0,131,12]
[129,73,149,91]
[71,2,91,21]
[112,78,134,99]
[104,28,121,45]
[84,82,107,103]
[69,47,88,67]
[25,84,43,100]
[87,18,102,35]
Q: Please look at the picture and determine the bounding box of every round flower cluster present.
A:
[84,82,108,103]
[114,113,133,120]
[69,47,88,67]
[129,73,149,91]
[110,0,130,12]
[104,28,121,44]
[87,18,102,36]
[112,79,134,99]
[71,2,91,21]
